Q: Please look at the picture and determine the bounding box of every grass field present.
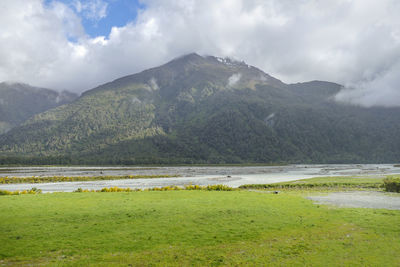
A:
[1,190,400,266]
[240,176,385,190]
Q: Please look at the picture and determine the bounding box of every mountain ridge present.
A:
[0,82,78,134]
[1,53,399,165]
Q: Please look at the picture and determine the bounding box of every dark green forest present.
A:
[1,54,400,165]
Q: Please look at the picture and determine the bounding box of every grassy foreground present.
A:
[1,191,400,266]
[240,176,385,190]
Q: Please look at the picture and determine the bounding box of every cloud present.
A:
[73,0,108,21]
[335,61,400,107]
[148,78,159,91]
[228,73,242,87]
[0,0,399,107]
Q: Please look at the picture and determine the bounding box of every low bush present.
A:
[73,185,234,193]
[144,184,233,192]
[0,187,42,196]
[383,177,400,192]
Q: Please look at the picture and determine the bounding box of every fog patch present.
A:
[0,121,12,134]
[335,66,400,107]
[131,96,142,105]
[264,113,276,127]
[228,73,241,87]
[148,78,159,91]
[259,74,268,82]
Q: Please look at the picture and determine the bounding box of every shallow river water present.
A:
[1,164,400,192]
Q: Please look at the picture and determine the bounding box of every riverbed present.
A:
[308,191,400,210]
[1,164,399,192]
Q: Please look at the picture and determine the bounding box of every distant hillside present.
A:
[0,82,78,134]
[1,54,400,165]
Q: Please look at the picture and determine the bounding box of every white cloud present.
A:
[73,0,108,21]
[148,78,159,91]
[228,73,242,87]
[335,61,400,107]
[0,0,400,107]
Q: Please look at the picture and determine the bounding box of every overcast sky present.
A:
[1,0,399,107]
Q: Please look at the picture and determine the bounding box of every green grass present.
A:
[0,191,399,266]
[0,174,180,184]
[240,176,385,190]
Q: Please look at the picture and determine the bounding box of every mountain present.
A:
[1,53,400,165]
[0,82,78,134]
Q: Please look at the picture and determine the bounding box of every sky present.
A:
[1,0,400,107]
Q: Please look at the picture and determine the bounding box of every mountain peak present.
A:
[168,53,259,73]
[206,55,247,67]
[1,81,33,88]
[168,53,205,65]
[176,52,203,60]
[83,52,287,97]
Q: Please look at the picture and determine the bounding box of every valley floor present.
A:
[1,189,400,266]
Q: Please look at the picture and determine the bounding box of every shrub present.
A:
[184,185,201,190]
[73,188,96,192]
[0,188,42,196]
[72,185,234,193]
[31,187,42,193]
[383,177,400,192]
[205,184,233,191]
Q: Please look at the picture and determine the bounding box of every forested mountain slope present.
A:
[1,54,399,164]
[0,82,78,134]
